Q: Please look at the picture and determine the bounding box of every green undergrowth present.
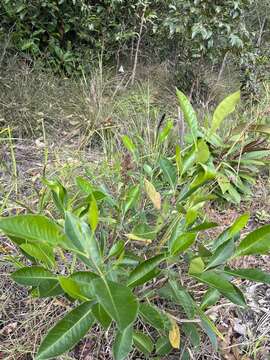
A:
[0,83,270,359]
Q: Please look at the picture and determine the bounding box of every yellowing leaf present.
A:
[125,233,152,244]
[169,319,180,349]
[89,197,99,232]
[144,178,161,210]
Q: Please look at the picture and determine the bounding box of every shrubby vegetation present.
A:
[0,1,270,359]
[1,0,269,95]
[1,90,270,359]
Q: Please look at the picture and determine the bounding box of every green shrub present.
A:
[0,0,254,75]
[1,156,270,359]
[175,89,270,203]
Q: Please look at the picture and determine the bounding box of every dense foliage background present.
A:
[1,0,269,94]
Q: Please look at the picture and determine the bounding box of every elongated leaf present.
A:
[190,222,218,232]
[125,233,152,244]
[11,266,56,286]
[36,301,95,360]
[197,309,219,350]
[123,185,140,214]
[196,139,209,163]
[92,303,112,329]
[76,176,93,194]
[122,135,136,154]
[159,157,177,189]
[200,288,220,310]
[169,319,180,349]
[89,196,99,232]
[167,280,196,319]
[127,254,165,288]
[176,89,198,144]
[158,119,174,144]
[38,281,64,298]
[90,278,138,330]
[59,277,90,301]
[182,323,200,348]
[155,337,172,356]
[223,268,270,284]
[193,271,246,306]
[228,213,249,237]
[108,240,125,258]
[0,215,65,246]
[212,213,249,251]
[139,303,170,330]
[189,257,205,275]
[234,225,270,256]
[113,325,133,360]
[65,212,101,268]
[144,178,161,210]
[175,145,183,176]
[65,212,87,254]
[205,239,234,270]
[20,243,55,268]
[43,178,68,214]
[170,232,196,256]
[211,91,240,134]
[133,331,154,355]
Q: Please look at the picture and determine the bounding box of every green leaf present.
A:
[190,222,218,232]
[43,178,68,214]
[211,91,240,134]
[122,135,136,154]
[228,213,250,237]
[167,280,196,319]
[59,277,90,301]
[155,337,172,356]
[223,268,270,284]
[182,323,200,348]
[89,196,99,232]
[139,303,169,330]
[176,89,198,144]
[175,145,183,176]
[200,288,220,310]
[0,215,66,246]
[90,278,138,331]
[170,232,196,256]
[123,185,140,214]
[189,257,205,275]
[76,176,93,194]
[159,157,177,189]
[65,212,101,268]
[38,281,64,298]
[192,271,246,306]
[234,225,270,256]
[133,331,154,355]
[20,243,55,268]
[195,140,209,163]
[112,325,133,360]
[158,119,174,144]
[127,254,166,288]
[108,240,125,258]
[212,213,249,251]
[92,303,112,329]
[205,239,234,270]
[36,301,95,360]
[197,309,219,350]
[11,266,56,286]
